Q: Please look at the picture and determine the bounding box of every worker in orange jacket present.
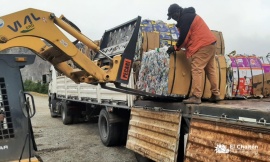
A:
[166,3,220,104]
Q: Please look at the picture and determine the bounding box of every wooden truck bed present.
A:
[129,98,270,162]
[135,98,270,121]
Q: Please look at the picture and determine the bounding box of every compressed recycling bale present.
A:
[136,47,173,96]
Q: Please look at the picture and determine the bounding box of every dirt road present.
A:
[31,94,137,162]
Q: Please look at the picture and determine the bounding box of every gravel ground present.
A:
[31,94,137,162]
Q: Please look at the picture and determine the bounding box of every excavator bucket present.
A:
[95,16,141,84]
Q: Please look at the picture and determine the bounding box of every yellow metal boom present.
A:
[0,8,141,84]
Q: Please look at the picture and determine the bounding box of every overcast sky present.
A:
[1,0,270,56]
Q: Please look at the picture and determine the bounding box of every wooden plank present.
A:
[128,125,178,150]
[126,107,182,162]
[131,108,180,123]
[185,118,270,161]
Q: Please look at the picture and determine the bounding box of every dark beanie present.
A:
[167,4,182,20]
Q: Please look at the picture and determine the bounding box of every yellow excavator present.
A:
[0,8,141,85]
[0,8,146,162]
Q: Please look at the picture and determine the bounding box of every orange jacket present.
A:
[175,7,216,58]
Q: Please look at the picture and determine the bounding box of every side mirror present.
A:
[20,91,36,118]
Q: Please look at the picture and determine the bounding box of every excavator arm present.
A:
[0,8,140,84]
[0,8,177,99]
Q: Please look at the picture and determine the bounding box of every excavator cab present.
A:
[0,53,38,162]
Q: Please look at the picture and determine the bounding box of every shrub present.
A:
[23,80,48,94]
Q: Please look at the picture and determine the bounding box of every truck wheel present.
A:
[98,109,120,146]
[49,98,58,118]
[61,101,73,125]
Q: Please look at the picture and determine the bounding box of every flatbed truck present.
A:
[0,8,269,162]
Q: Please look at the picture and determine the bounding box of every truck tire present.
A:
[49,97,58,118]
[98,109,121,146]
[61,101,73,125]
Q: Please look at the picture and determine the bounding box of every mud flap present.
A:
[185,116,270,161]
[126,107,182,162]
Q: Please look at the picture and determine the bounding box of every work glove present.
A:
[166,45,176,54]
